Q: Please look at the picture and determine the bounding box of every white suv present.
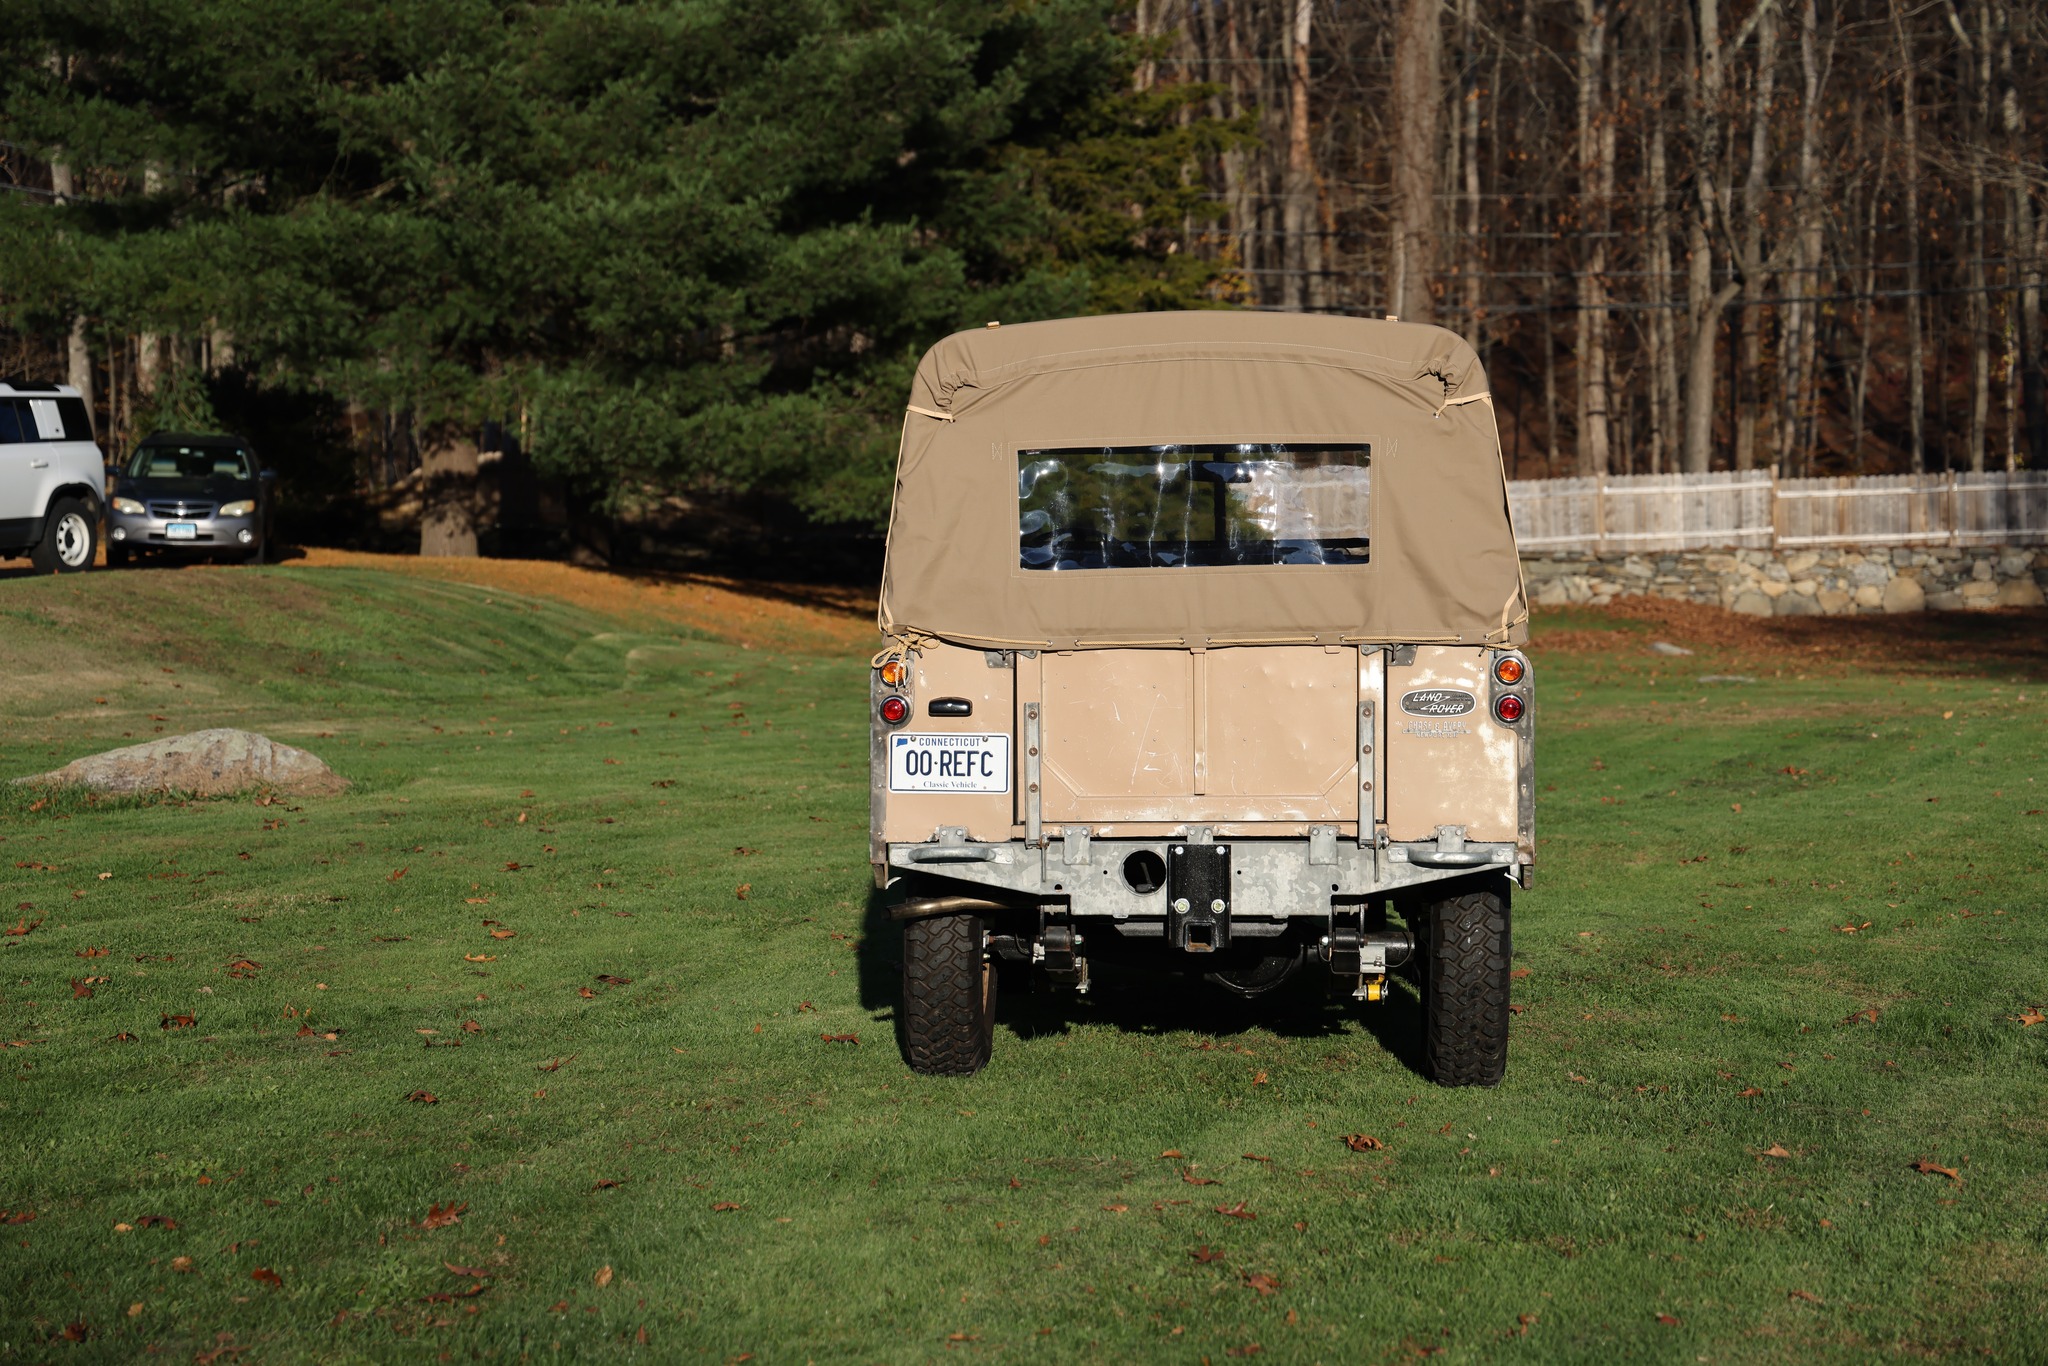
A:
[0,380,105,573]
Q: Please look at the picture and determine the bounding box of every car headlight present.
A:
[112,497,145,515]
[218,500,256,518]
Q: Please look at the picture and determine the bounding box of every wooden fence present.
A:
[1508,470,2048,554]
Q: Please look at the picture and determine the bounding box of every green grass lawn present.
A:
[2,567,2045,1363]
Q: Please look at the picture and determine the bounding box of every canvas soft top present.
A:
[878,311,1526,650]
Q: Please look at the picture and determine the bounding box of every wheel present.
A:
[30,498,97,574]
[105,542,130,567]
[1419,877,1512,1087]
[901,911,996,1076]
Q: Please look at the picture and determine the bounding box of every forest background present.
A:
[0,0,2041,561]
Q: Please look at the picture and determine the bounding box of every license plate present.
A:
[888,732,1011,794]
[166,523,197,540]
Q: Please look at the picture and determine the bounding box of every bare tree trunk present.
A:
[1682,0,1741,472]
[1460,0,1484,336]
[136,165,167,397]
[1573,0,1612,476]
[1733,4,1777,472]
[1283,0,1324,311]
[1965,0,1991,471]
[1778,0,1827,475]
[2004,5,2047,463]
[1646,4,1679,475]
[1893,0,1927,472]
[1542,288,1562,470]
[47,160,96,417]
[419,423,481,558]
[1851,138,1885,472]
[1390,0,1442,321]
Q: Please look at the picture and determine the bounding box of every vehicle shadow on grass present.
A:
[856,888,1431,1081]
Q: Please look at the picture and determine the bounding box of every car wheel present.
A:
[901,910,996,1076]
[1419,877,1511,1087]
[30,498,97,574]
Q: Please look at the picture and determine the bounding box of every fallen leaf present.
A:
[735,884,751,901]
[1190,1245,1224,1263]
[821,1033,859,1044]
[74,946,108,958]
[61,1322,89,1342]
[1251,1070,1268,1085]
[488,929,516,939]
[1101,1203,1128,1213]
[1760,1144,1793,1159]
[2017,1007,2046,1028]
[504,862,523,872]
[170,1256,193,1272]
[1214,1202,1255,1219]
[1737,1087,1764,1098]
[1225,1345,1262,1358]
[1342,1134,1383,1152]
[594,1265,614,1288]
[1655,1313,1681,1326]
[1244,1273,1281,1296]
[160,1013,195,1031]
[419,1202,467,1230]
[578,987,597,999]
[1159,1149,1184,1159]
[1787,1289,1822,1304]
[1509,967,1530,979]
[461,1020,482,1034]
[71,978,93,999]
[595,974,632,986]
[250,1268,283,1288]
[1730,803,1742,813]
[135,1214,177,1229]
[1845,1006,1881,1025]
[445,1263,490,1278]
[389,867,408,882]
[464,954,495,962]
[711,1201,743,1212]
[1242,1153,1272,1163]
[1181,1168,1218,1186]
[1910,1158,1960,1183]
[538,1055,573,1072]
[406,1090,439,1105]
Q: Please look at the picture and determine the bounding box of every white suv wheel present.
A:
[53,511,92,568]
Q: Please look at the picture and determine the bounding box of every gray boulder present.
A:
[16,728,348,797]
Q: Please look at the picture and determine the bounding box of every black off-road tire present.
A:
[1420,878,1512,1087]
[901,912,996,1076]
[30,497,97,574]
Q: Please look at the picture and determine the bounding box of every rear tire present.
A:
[1420,878,1512,1087]
[30,498,96,574]
[901,912,996,1076]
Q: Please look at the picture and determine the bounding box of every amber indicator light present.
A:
[878,696,910,725]
[1494,694,1525,723]
[1493,656,1525,685]
[878,659,909,687]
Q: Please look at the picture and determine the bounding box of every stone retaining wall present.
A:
[1522,545,2048,616]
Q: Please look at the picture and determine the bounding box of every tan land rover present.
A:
[871,312,1530,1086]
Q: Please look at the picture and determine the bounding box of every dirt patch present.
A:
[1535,596,2048,675]
[292,548,879,656]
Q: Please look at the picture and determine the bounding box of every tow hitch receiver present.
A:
[1168,843,1232,952]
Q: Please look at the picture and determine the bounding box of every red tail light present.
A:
[878,696,910,725]
[1495,694,1525,723]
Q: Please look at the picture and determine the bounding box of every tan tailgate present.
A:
[1034,646,1362,830]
